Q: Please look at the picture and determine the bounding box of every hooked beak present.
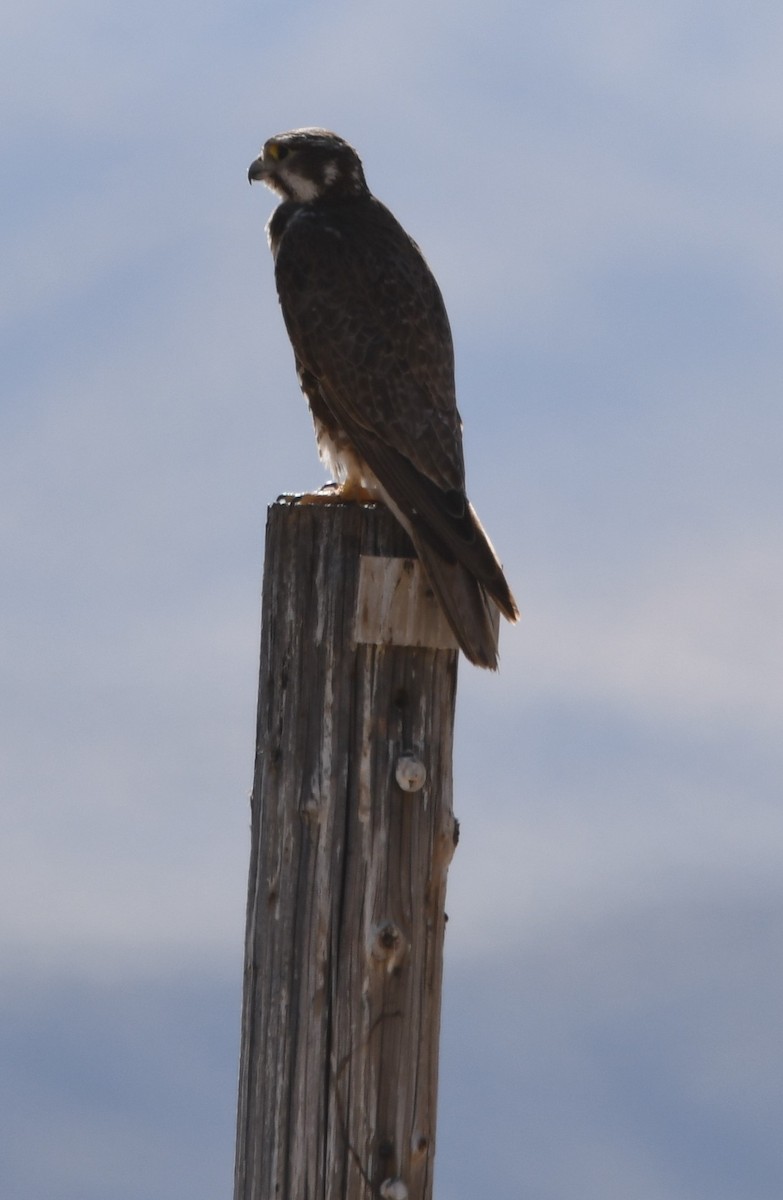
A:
[247,154,268,185]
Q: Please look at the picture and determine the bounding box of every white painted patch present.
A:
[354,556,457,650]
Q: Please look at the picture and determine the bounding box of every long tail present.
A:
[372,479,519,669]
[409,530,506,669]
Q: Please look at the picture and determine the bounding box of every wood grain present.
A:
[233,498,458,1200]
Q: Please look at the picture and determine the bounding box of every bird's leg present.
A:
[335,477,377,503]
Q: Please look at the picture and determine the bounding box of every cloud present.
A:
[514,529,783,732]
[439,892,783,1200]
[2,0,782,1195]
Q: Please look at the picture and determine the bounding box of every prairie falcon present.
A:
[248,128,518,668]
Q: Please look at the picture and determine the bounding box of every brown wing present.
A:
[273,197,464,489]
[273,197,517,623]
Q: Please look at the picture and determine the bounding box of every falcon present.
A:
[248,128,518,668]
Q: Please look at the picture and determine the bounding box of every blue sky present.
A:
[2,1,782,1197]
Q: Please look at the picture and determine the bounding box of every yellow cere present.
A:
[265,141,281,160]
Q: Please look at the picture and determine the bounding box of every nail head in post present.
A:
[395,753,427,793]
[380,1180,409,1200]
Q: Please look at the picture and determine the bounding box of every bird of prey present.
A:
[248,128,518,668]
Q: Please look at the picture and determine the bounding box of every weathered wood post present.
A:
[233,497,459,1200]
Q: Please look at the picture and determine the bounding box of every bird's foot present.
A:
[284,481,377,505]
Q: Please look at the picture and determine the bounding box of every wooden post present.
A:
[233,497,459,1200]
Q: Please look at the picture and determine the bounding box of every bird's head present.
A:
[248,128,368,203]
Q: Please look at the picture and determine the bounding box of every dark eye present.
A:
[265,141,290,163]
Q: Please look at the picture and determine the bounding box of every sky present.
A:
[2,0,782,1197]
